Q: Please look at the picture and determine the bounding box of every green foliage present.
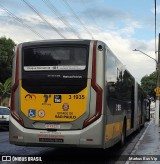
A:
[0,36,15,83]
[0,77,12,97]
[0,77,11,105]
[141,71,157,99]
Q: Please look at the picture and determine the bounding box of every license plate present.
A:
[45,123,60,129]
[39,138,63,142]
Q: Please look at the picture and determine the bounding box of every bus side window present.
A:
[108,82,116,94]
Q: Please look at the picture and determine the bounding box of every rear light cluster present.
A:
[83,41,103,128]
[11,46,24,126]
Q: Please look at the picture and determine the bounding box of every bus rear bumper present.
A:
[9,116,104,148]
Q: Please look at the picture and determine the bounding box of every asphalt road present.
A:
[0,123,148,164]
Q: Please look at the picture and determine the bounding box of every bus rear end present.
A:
[9,40,104,148]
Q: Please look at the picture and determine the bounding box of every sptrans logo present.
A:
[54,95,61,103]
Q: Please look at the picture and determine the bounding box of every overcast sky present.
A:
[0,0,159,83]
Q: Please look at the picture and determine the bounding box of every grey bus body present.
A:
[9,40,146,148]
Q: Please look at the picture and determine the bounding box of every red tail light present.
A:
[83,41,103,128]
[11,45,24,126]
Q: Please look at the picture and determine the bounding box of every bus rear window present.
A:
[23,46,87,71]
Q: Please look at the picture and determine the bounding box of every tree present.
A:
[0,77,11,105]
[0,36,15,83]
[141,71,157,99]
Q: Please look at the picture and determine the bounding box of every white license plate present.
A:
[45,124,60,129]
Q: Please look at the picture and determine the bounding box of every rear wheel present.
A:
[120,121,126,147]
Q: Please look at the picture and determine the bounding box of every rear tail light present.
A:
[11,45,24,126]
[83,41,103,128]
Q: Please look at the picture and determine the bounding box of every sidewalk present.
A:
[126,119,160,164]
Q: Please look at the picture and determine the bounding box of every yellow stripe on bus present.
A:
[105,121,123,142]
[20,80,89,122]
[127,119,131,130]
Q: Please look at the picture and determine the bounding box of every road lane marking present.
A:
[125,120,153,164]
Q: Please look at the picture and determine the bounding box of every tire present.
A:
[120,122,126,147]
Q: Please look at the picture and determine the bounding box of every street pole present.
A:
[155,34,160,125]
[133,46,159,125]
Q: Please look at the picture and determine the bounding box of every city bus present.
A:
[9,39,146,148]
